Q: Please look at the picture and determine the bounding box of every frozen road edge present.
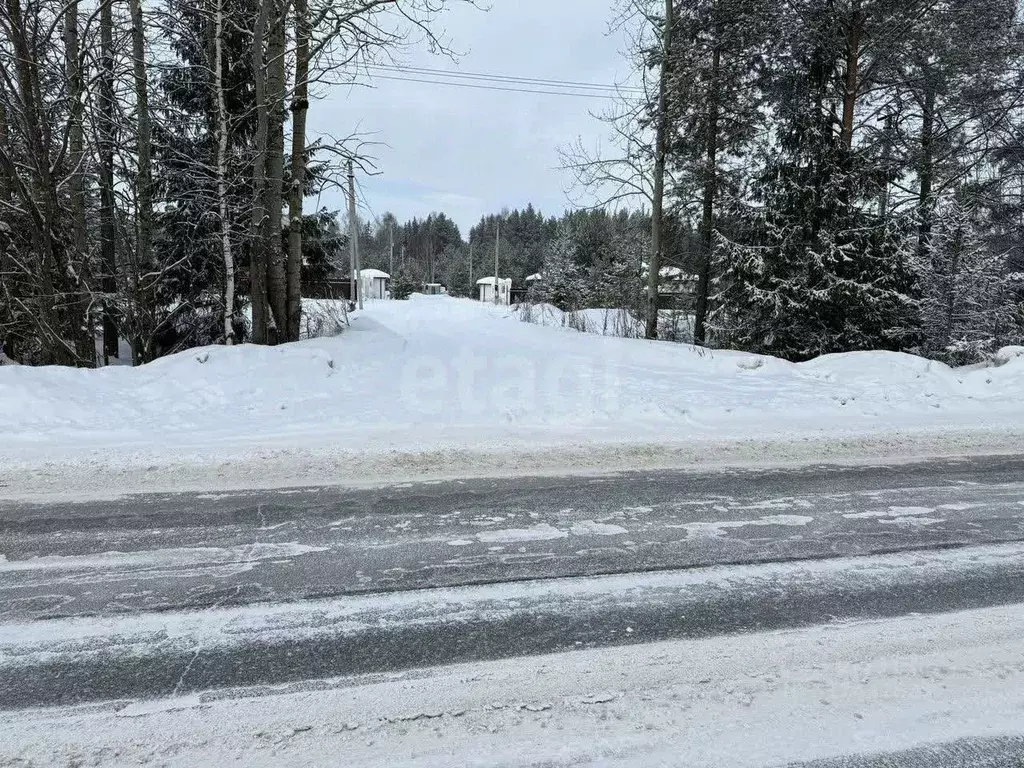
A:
[3,600,1024,767]
[3,426,1024,499]
[4,541,1024,709]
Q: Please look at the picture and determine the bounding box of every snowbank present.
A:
[1,295,1022,494]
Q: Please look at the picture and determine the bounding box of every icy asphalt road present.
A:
[4,602,1024,767]
[786,737,1024,767]
[3,455,1024,623]
[2,455,1024,711]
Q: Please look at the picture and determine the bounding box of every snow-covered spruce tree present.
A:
[711,1,922,361]
[390,270,416,301]
[592,212,648,335]
[537,225,589,312]
[714,157,921,360]
[917,199,1018,364]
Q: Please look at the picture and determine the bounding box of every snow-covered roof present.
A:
[359,269,391,280]
[476,276,511,286]
[525,273,543,282]
[640,263,697,281]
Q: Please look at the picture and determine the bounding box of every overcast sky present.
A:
[307,1,636,238]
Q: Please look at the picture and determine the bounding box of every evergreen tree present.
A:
[534,225,589,311]
[917,199,1018,363]
[713,2,921,360]
[390,270,416,300]
[666,0,774,345]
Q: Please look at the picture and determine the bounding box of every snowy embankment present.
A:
[1,295,1022,496]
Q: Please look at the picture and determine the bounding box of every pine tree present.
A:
[666,0,773,346]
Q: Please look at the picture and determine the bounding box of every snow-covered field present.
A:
[1,295,1022,496]
[4,600,1024,767]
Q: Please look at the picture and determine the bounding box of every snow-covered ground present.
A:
[1,295,1022,496]
[4,600,1024,767]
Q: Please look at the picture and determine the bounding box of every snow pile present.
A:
[994,345,1024,366]
[1,295,1022,489]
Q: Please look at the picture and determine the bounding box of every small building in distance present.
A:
[359,269,391,300]
[477,276,512,305]
[422,283,447,296]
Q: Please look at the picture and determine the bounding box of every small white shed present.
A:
[359,268,391,300]
[477,276,512,305]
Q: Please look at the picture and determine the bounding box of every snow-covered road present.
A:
[1,296,1022,496]
[4,459,1024,764]
[4,457,1024,624]
[4,602,1024,767]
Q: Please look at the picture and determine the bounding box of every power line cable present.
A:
[365,63,643,94]
[369,73,627,99]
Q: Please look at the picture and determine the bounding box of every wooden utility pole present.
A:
[494,219,500,305]
[389,221,394,277]
[469,240,474,294]
[646,0,674,341]
[347,159,362,309]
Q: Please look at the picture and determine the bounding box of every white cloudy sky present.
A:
[306,1,638,237]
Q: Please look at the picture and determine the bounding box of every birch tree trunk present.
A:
[128,0,155,365]
[215,0,235,345]
[286,0,310,342]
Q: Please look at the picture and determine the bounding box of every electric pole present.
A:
[494,219,500,306]
[389,221,394,278]
[347,159,363,309]
[469,240,474,296]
